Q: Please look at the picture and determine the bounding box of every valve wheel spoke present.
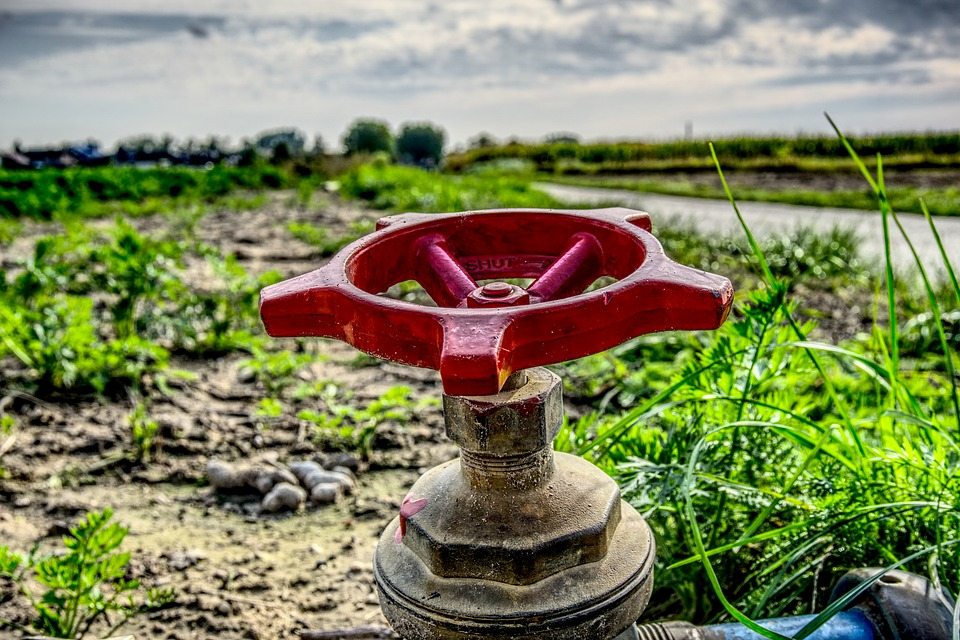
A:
[415,234,478,307]
[527,232,604,302]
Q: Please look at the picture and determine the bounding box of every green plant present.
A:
[239,347,320,395]
[296,384,414,456]
[0,295,168,394]
[0,221,276,395]
[444,131,960,174]
[339,163,563,212]
[0,508,175,638]
[128,402,159,464]
[0,218,21,245]
[287,219,376,256]
[0,415,15,477]
[255,397,284,419]
[141,254,279,356]
[654,224,868,288]
[0,164,291,221]
[901,310,960,359]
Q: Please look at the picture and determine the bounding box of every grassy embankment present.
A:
[446,132,960,216]
[546,174,960,217]
[0,137,958,636]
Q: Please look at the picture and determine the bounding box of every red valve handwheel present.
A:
[260,207,733,396]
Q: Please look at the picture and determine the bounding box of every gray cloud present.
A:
[0,0,956,145]
[765,67,933,88]
[0,11,226,65]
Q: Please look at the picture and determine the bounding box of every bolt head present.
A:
[465,283,531,308]
[482,281,513,297]
[443,368,562,455]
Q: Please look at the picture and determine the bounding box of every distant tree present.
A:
[204,136,224,153]
[545,132,580,144]
[342,119,394,156]
[271,142,291,164]
[396,122,446,168]
[468,132,497,149]
[237,142,258,167]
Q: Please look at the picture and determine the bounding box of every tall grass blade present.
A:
[576,345,755,458]
[825,115,901,407]
[709,144,775,284]
[710,144,864,458]
[683,431,791,640]
[921,198,960,304]
[887,204,960,424]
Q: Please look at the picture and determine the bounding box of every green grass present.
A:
[287,219,376,256]
[0,219,279,395]
[554,120,960,633]
[546,174,960,216]
[338,162,564,212]
[0,164,291,220]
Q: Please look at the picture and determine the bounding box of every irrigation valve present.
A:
[260,208,734,640]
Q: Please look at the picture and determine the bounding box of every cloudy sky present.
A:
[1,0,958,149]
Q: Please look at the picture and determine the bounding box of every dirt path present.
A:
[537,182,960,279]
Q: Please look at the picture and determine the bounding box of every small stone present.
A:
[327,470,356,495]
[207,459,245,489]
[310,482,343,505]
[249,465,298,495]
[324,451,360,471]
[262,482,306,512]
[167,549,206,571]
[289,461,323,484]
[303,469,352,490]
[331,465,357,482]
[252,474,274,495]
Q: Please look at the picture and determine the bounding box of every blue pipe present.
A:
[702,610,876,640]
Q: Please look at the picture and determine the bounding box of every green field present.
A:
[446,131,960,173]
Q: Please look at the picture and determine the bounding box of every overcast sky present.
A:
[1,0,958,149]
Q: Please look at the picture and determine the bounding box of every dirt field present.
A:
[0,193,459,639]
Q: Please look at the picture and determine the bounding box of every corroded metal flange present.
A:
[373,368,655,640]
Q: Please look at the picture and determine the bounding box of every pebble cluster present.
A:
[206,458,356,513]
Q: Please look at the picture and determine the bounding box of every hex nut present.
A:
[443,368,563,456]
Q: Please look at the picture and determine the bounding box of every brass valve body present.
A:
[373,368,655,640]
